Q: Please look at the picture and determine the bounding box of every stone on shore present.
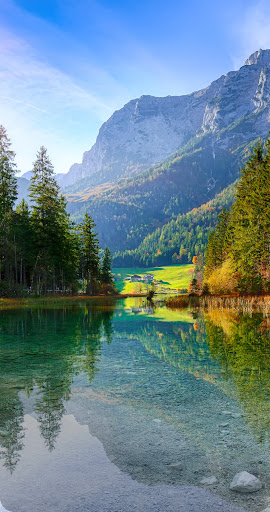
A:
[230,471,262,493]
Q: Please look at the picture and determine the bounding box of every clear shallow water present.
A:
[0,299,270,511]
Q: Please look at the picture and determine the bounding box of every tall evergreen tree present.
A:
[79,213,100,295]
[0,126,18,286]
[13,200,34,287]
[100,246,112,284]
[0,125,17,218]
[29,147,77,293]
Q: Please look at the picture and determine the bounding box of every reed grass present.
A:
[165,294,270,316]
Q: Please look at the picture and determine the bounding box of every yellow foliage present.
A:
[188,282,193,292]
[207,259,238,295]
[204,309,238,337]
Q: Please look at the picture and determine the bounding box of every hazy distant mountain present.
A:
[64,48,270,193]
[21,170,65,185]
[16,177,30,205]
[20,171,32,181]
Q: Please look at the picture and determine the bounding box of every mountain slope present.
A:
[65,129,257,253]
[63,48,270,191]
[61,49,270,255]
[113,182,237,267]
[15,49,270,260]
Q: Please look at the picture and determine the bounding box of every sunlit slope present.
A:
[113,265,193,294]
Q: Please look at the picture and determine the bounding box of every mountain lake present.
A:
[0,298,269,512]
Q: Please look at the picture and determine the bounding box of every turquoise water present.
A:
[0,299,270,511]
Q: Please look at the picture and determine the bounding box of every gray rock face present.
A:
[64,49,270,188]
[230,471,262,493]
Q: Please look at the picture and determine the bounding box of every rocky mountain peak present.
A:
[245,48,270,66]
[62,49,270,191]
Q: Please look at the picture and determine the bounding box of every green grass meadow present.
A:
[112,265,194,294]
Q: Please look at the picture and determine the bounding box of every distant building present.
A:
[143,274,154,282]
[130,274,142,282]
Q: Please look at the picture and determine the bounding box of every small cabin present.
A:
[143,274,154,281]
[130,274,142,282]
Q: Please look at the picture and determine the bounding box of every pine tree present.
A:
[100,246,112,284]
[80,213,100,294]
[229,142,269,292]
[0,126,18,287]
[29,147,77,293]
[13,200,34,287]
[0,125,17,219]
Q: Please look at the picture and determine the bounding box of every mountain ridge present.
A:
[62,48,270,190]
[16,49,270,263]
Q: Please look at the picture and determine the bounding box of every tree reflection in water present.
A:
[205,310,270,442]
[0,302,115,471]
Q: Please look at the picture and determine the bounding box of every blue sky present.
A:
[1,0,270,174]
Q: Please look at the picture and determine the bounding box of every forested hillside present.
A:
[113,182,236,267]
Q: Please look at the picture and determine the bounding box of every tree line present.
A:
[0,125,114,296]
[204,138,270,295]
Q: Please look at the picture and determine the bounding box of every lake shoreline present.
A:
[0,292,148,307]
[165,293,270,312]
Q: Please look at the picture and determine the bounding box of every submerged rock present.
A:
[230,471,262,493]
[200,476,218,485]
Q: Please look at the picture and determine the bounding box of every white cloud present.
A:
[0,27,119,174]
[0,28,111,116]
[231,1,270,69]
[0,0,193,174]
